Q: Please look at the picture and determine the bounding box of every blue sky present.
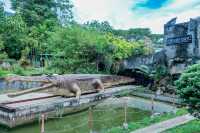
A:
[134,0,170,9]
[73,0,200,33]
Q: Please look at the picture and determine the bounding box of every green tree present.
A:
[46,25,111,73]
[8,0,74,61]
[176,64,200,118]
[11,0,73,26]
[113,28,151,40]
[12,0,57,26]
[0,2,8,60]
[85,20,113,33]
[113,28,163,48]
[45,24,148,74]
[28,19,59,53]
[0,1,5,31]
[1,14,28,59]
[0,35,7,60]
[106,34,149,60]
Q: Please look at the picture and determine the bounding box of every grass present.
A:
[0,66,55,77]
[0,69,11,77]
[106,109,187,133]
[163,120,200,133]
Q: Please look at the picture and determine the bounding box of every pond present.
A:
[0,105,151,133]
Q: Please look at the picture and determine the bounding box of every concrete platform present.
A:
[0,85,136,128]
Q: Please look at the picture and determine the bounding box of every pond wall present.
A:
[0,78,42,90]
[97,97,177,113]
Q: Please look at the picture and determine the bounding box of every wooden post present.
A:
[151,95,154,115]
[88,107,93,133]
[123,98,128,129]
[41,114,45,133]
[172,93,176,114]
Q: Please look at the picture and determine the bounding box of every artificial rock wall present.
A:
[164,17,200,74]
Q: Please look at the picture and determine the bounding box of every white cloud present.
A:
[73,0,134,29]
[73,0,200,34]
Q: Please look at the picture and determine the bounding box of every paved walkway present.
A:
[131,114,195,133]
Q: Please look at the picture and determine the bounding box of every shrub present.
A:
[0,69,10,77]
[176,63,200,118]
[11,64,26,75]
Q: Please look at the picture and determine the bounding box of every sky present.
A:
[73,0,200,33]
[1,0,14,13]
[1,0,200,34]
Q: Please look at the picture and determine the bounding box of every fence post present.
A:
[151,95,154,115]
[172,93,176,114]
[41,114,45,133]
[123,98,128,129]
[88,107,93,133]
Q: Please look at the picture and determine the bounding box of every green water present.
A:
[0,107,150,133]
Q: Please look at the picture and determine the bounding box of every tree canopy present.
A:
[11,0,73,26]
[0,1,161,74]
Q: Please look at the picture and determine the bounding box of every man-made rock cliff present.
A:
[122,17,200,76]
[164,17,200,75]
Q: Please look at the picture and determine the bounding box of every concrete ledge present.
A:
[131,91,181,105]
[132,114,195,133]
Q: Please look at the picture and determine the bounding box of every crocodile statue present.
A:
[6,74,134,98]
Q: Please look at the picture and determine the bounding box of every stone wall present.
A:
[164,17,200,74]
[0,78,42,90]
[122,55,154,70]
[121,49,167,71]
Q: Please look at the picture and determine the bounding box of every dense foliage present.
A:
[176,63,200,118]
[84,20,113,33]
[85,21,163,48]
[0,1,162,75]
[45,26,150,73]
[11,0,73,26]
